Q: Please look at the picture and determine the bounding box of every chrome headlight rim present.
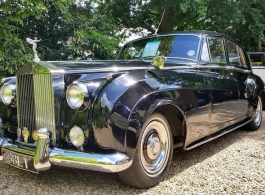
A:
[0,83,16,107]
[66,81,90,111]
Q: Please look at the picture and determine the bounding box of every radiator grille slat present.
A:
[17,74,56,144]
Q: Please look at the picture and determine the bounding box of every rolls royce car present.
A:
[0,31,264,188]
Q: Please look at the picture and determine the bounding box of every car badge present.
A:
[26,38,41,62]
[17,128,21,141]
[22,127,29,143]
[32,130,39,142]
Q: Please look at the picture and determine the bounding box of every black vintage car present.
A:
[0,31,264,188]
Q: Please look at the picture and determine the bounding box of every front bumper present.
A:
[0,129,132,173]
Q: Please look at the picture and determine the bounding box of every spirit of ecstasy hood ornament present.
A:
[26,38,41,62]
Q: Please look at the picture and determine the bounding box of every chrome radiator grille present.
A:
[17,74,56,143]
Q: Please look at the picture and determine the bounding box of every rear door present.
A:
[225,39,250,118]
[200,36,240,131]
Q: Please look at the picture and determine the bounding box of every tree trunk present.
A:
[258,40,262,51]
[158,10,176,33]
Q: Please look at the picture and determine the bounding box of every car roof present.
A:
[125,30,240,47]
[158,30,224,37]
[127,31,231,42]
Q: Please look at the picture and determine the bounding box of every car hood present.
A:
[45,60,151,74]
[16,59,197,76]
[15,60,151,76]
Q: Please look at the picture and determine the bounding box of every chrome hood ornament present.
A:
[26,38,41,62]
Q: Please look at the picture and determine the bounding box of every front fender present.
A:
[125,88,201,159]
[92,72,152,152]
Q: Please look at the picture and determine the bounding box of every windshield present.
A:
[117,35,200,60]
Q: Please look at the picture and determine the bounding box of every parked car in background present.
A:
[0,31,264,188]
[247,51,265,83]
[247,51,265,66]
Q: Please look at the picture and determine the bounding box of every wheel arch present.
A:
[151,103,186,147]
[125,98,187,159]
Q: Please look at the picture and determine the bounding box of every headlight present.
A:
[0,83,16,106]
[66,82,89,110]
[69,126,85,147]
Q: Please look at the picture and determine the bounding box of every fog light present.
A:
[69,126,85,147]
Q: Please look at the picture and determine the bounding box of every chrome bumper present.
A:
[0,129,132,173]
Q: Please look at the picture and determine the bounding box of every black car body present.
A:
[0,31,264,188]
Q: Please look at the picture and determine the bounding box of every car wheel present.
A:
[244,97,263,131]
[118,112,173,188]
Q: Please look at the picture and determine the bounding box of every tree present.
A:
[0,0,126,77]
[0,0,72,75]
[1,0,265,78]
[95,0,265,51]
[66,1,124,60]
[95,0,200,33]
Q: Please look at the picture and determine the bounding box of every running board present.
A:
[185,118,252,150]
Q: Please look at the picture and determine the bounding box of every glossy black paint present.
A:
[1,31,265,160]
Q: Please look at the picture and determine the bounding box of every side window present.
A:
[226,40,246,67]
[208,37,226,63]
[226,40,240,65]
[201,38,210,62]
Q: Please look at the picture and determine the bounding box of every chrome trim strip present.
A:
[195,65,251,73]
[186,118,252,150]
[39,64,251,74]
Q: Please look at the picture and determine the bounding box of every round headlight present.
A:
[0,83,16,106]
[69,126,85,147]
[66,82,89,110]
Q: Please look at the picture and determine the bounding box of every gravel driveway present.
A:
[0,114,265,194]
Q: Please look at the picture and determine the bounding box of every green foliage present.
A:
[96,0,265,52]
[67,2,123,60]
[0,0,123,75]
[0,0,72,75]
[2,0,265,76]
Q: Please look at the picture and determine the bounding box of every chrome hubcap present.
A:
[140,119,170,177]
[146,133,160,161]
[254,97,262,126]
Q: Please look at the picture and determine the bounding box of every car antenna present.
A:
[154,10,165,35]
